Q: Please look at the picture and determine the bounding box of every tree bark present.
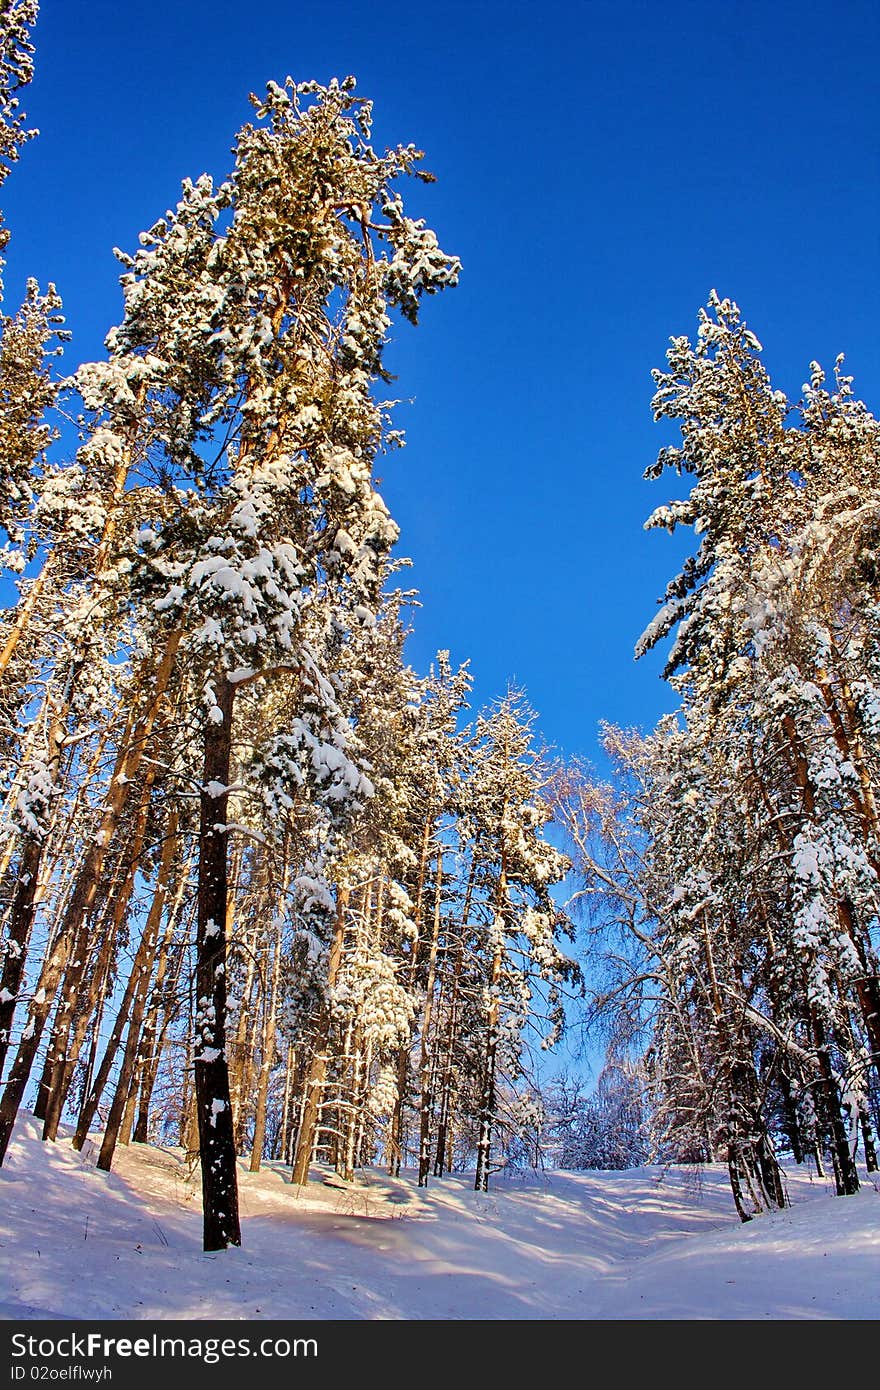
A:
[0,636,180,1163]
[250,904,284,1172]
[811,1010,859,1197]
[475,852,506,1194]
[193,675,241,1250]
[41,768,158,1140]
[388,813,435,1175]
[290,886,348,1185]
[132,869,191,1145]
[95,817,179,1169]
[0,558,51,680]
[474,933,502,1193]
[0,682,69,1077]
[434,943,463,1178]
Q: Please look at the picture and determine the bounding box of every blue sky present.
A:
[4,0,879,769]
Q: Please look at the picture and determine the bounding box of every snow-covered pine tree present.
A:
[455,690,578,1191]
[0,0,70,1078]
[87,77,459,1247]
[576,295,880,1214]
[284,597,469,1185]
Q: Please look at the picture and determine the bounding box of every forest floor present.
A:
[0,1112,878,1320]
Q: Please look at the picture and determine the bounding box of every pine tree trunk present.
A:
[0,685,69,1078]
[811,1010,859,1197]
[835,897,880,1078]
[118,1078,139,1147]
[96,970,156,1170]
[777,1065,805,1164]
[250,915,283,1173]
[135,850,194,1145]
[37,871,121,1133]
[193,675,241,1250]
[277,1043,295,1161]
[179,1005,195,1152]
[41,769,158,1140]
[0,835,47,1078]
[70,820,186,1151]
[860,1104,878,1171]
[290,886,348,1186]
[354,1036,373,1173]
[727,1146,754,1223]
[475,857,506,1193]
[386,814,435,1176]
[0,914,81,1162]
[474,962,500,1194]
[0,637,180,1162]
[434,944,463,1178]
[0,558,51,679]
[417,850,443,1186]
[132,889,189,1145]
[443,1089,457,1175]
[96,821,179,1170]
[388,1044,409,1176]
[0,693,123,1087]
[72,908,161,1151]
[79,956,112,1126]
[229,920,259,1154]
[340,1022,364,1183]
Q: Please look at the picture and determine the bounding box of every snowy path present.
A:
[0,1115,878,1320]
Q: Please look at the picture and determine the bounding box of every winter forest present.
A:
[0,0,878,1320]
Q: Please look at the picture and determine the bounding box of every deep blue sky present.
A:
[4,0,879,767]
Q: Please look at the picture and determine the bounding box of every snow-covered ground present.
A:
[0,1113,877,1320]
